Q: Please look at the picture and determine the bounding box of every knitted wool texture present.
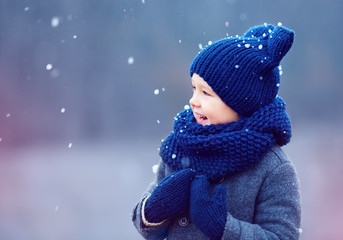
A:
[190,175,228,240]
[144,169,196,223]
[159,97,291,182]
[190,24,294,117]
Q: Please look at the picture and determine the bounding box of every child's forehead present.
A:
[191,74,214,90]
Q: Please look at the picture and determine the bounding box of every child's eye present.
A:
[203,91,211,96]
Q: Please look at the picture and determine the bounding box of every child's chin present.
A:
[197,119,209,126]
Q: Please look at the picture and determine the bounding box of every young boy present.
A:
[132,23,301,240]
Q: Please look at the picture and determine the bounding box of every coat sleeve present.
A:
[131,160,171,240]
[222,162,301,240]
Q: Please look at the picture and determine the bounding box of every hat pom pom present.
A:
[268,26,294,66]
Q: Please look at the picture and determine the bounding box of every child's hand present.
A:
[144,168,197,224]
[190,175,227,240]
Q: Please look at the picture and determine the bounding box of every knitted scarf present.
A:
[159,97,291,182]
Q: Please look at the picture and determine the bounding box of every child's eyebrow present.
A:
[191,79,214,93]
[199,83,214,93]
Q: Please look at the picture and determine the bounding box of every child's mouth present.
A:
[195,112,208,125]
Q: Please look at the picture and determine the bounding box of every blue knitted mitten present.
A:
[190,175,227,240]
[145,169,196,223]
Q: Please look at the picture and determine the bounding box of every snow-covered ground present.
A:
[0,139,159,240]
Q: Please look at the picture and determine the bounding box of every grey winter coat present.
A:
[132,146,301,239]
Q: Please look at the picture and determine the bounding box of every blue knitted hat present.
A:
[190,24,294,117]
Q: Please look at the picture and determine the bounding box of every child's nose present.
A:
[189,93,200,108]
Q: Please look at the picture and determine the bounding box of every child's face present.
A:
[189,73,240,126]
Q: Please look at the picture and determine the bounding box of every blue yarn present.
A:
[144,169,197,223]
[190,175,227,240]
[159,97,291,182]
[190,24,294,117]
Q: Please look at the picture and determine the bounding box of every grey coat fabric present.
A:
[132,146,301,240]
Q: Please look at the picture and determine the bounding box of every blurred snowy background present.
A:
[0,0,342,239]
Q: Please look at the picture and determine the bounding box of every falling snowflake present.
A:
[154,89,159,95]
[46,64,53,70]
[51,17,60,28]
[61,108,66,113]
[152,164,158,173]
[128,57,134,64]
